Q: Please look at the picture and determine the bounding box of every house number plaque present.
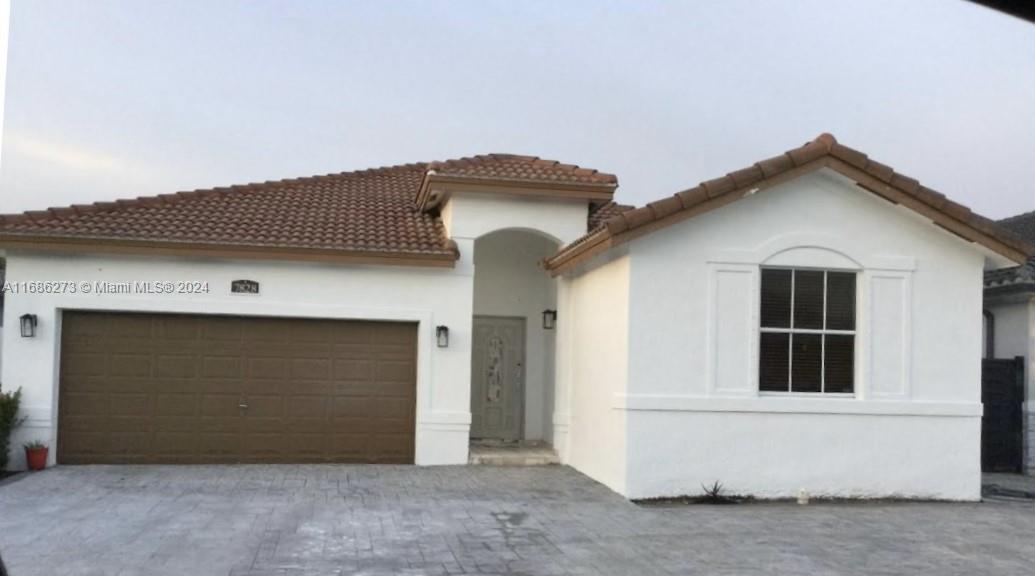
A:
[231,279,260,294]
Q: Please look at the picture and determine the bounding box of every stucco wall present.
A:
[472,230,558,441]
[1,189,594,471]
[557,255,629,494]
[618,168,987,500]
[1,251,475,469]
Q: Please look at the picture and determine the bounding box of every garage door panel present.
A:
[200,395,244,417]
[62,353,108,377]
[111,430,161,454]
[156,315,203,339]
[288,322,333,342]
[290,434,331,455]
[108,354,152,377]
[377,397,413,419]
[247,357,289,379]
[289,396,329,415]
[243,319,289,342]
[244,433,291,457]
[155,393,198,414]
[199,319,244,341]
[59,433,108,460]
[291,358,331,380]
[109,394,151,416]
[59,311,416,464]
[201,356,243,379]
[197,434,240,457]
[376,360,416,383]
[244,396,286,418]
[154,415,199,432]
[61,414,108,432]
[107,315,154,338]
[156,355,198,378]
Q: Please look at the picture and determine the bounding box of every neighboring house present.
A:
[0,134,1029,501]
[985,210,1035,474]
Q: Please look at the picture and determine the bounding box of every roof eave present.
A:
[546,145,1035,276]
[0,234,460,268]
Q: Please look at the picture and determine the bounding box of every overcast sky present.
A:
[1,0,1032,218]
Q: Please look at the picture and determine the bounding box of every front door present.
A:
[470,316,525,441]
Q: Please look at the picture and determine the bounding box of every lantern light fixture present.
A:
[20,314,38,338]
[542,309,557,330]
[436,325,449,348]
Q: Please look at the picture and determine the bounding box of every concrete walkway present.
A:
[1,465,1034,575]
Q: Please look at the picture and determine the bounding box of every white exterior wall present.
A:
[473,230,558,441]
[1,252,476,470]
[555,256,629,494]
[1,188,592,470]
[986,297,1035,473]
[619,169,987,500]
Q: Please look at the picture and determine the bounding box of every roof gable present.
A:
[546,134,1034,274]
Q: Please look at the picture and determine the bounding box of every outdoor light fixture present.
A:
[436,325,449,348]
[19,314,38,338]
[542,309,557,330]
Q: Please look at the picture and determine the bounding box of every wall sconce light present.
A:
[436,325,449,348]
[20,314,38,338]
[542,309,557,330]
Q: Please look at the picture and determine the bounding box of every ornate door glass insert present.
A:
[486,335,504,402]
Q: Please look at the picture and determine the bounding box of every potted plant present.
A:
[23,440,48,471]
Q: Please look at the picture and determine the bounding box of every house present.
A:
[0,134,1029,501]
[984,210,1035,474]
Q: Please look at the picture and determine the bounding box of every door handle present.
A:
[239,402,249,410]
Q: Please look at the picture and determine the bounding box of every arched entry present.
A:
[470,228,559,444]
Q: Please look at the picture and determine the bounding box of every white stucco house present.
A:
[0,133,1030,501]
[985,210,1035,474]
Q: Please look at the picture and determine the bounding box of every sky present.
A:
[1,0,1033,218]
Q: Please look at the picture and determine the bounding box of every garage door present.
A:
[58,311,417,464]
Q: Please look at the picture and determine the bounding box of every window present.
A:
[759,268,856,394]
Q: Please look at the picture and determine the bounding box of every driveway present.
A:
[1,466,1034,576]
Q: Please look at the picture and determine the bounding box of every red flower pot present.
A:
[25,447,48,471]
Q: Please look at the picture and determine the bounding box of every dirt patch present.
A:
[634,494,752,506]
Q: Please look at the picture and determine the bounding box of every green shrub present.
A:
[0,387,25,471]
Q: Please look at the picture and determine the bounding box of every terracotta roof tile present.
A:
[986,209,1035,289]
[547,133,1035,274]
[999,209,1035,244]
[588,202,634,231]
[0,163,447,259]
[0,153,618,263]
[428,153,617,187]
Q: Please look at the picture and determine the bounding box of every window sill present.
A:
[611,394,981,417]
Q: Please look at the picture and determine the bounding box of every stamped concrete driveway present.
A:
[1,466,1034,576]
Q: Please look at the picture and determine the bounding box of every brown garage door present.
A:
[58,311,417,464]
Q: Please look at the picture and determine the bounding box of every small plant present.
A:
[632,480,747,507]
[23,440,47,450]
[701,481,726,501]
[0,387,26,471]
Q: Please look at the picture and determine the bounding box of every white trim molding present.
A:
[612,394,980,417]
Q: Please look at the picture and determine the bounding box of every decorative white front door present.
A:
[470,316,525,440]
